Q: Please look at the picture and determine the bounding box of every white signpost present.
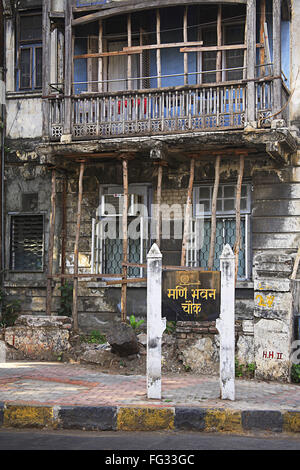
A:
[216,244,236,401]
[146,243,235,401]
[146,243,166,399]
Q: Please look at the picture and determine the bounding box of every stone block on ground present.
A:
[106,322,139,357]
[4,315,72,361]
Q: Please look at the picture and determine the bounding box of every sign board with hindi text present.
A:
[162,270,221,321]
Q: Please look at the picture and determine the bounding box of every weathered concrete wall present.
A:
[6,98,43,139]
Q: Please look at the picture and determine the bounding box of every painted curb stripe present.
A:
[0,403,300,433]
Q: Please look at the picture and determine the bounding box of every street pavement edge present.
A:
[0,403,300,434]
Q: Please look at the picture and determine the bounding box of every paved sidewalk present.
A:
[0,361,300,434]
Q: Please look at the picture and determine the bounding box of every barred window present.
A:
[10,215,44,271]
[192,183,251,279]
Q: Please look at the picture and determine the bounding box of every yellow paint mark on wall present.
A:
[4,405,55,428]
[205,409,242,433]
[283,412,300,433]
[117,407,174,431]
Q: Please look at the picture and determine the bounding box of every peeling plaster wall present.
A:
[6,98,43,139]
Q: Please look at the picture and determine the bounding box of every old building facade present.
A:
[1,0,300,381]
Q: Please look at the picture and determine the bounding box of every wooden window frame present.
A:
[16,11,43,92]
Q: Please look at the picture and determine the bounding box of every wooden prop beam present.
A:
[234,154,245,283]
[106,278,147,286]
[121,158,129,322]
[180,44,262,53]
[123,41,203,53]
[156,163,164,248]
[216,5,222,83]
[61,174,68,286]
[181,158,195,266]
[72,162,85,332]
[98,20,103,92]
[183,6,188,85]
[46,169,57,316]
[127,13,132,90]
[208,155,221,270]
[156,9,161,88]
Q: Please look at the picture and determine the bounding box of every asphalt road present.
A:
[0,429,300,452]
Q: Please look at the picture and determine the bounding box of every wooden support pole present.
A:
[259,0,266,77]
[61,174,68,286]
[234,155,245,283]
[72,162,85,332]
[127,13,132,90]
[46,169,56,316]
[121,158,129,322]
[98,20,103,92]
[183,6,188,85]
[42,0,51,138]
[64,0,73,136]
[216,5,222,83]
[273,0,282,116]
[156,9,161,88]
[246,0,256,124]
[156,163,163,248]
[181,158,195,266]
[208,155,221,270]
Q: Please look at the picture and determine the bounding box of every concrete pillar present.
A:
[0,341,6,363]
[147,243,166,400]
[216,244,235,401]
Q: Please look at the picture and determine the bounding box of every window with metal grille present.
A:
[91,185,150,277]
[10,215,44,271]
[192,183,251,279]
[17,12,42,91]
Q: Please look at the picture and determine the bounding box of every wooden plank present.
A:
[61,174,68,286]
[121,158,129,322]
[72,162,85,332]
[273,0,282,115]
[46,169,56,316]
[122,261,206,272]
[74,50,139,59]
[49,273,123,279]
[208,156,221,270]
[181,158,195,266]
[156,9,161,88]
[64,0,73,134]
[156,163,163,247]
[106,278,147,286]
[234,155,245,283]
[42,0,51,138]
[216,5,222,83]
[259,0,266,77]
[123,41,203,53]
[246,0,256,123]
[98,20,103,92]
[183,7,188,85]
[127,13,132,90]
[180,44,254,53]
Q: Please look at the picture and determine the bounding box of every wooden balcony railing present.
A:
[48,78,289,142]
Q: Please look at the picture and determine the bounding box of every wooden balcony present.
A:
[48,77,289,142]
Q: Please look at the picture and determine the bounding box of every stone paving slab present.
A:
[0,361,300,433]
